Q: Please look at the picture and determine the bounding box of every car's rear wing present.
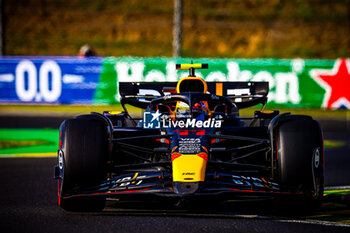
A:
[119,81,269,109]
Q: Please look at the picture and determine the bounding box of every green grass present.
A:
[0,128,59,155]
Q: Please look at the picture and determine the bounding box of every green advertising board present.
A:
[95,57,350,109]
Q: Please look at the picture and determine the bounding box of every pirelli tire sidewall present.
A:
[59,117,108,211]
[276,117,324,199]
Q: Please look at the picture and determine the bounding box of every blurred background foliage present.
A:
[4,0,350,58]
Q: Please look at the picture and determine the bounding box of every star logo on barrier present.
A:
[310,59,350,109]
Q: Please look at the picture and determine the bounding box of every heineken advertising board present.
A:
[0,57,349,109]
[96,57,350,109]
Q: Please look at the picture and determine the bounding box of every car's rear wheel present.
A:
[275,116,324,213]
[58,117,108,212]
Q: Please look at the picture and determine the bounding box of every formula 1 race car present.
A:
[54,63,324,212]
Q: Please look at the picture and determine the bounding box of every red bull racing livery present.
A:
[54,63,324,212]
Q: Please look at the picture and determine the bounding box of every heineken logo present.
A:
[115,59,304,106]
[98,57,350,110]
[310,59,350,109]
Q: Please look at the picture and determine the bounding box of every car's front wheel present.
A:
[275,116,324,213]
[58,117,108,212]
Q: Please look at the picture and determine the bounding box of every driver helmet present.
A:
[175,102,190,119]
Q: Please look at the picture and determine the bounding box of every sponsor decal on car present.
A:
[178,138,201,154]
[109,173,147,191]
[232,175,279,189]
[143,110,222,129]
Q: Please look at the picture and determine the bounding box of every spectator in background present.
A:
[78,44,96,57]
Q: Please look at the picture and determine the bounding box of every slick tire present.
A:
[276,117,324,212]
[58,117,108,212]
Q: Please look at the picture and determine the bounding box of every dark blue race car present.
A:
[54,63,324,212]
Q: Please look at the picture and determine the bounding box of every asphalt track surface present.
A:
[0,115,350,233]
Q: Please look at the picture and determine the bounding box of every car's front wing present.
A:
[60,171,305,201]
